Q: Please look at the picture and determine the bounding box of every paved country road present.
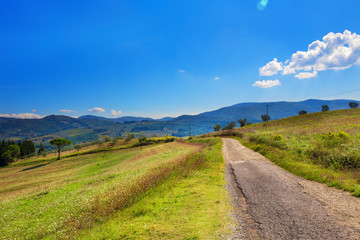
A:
[222,138,360,240]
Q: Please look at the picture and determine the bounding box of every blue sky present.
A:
[1,0,360,119]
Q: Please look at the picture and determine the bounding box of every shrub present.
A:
[138,134,147,143]
[274,134,283,141]
[213,124,221,132]
[337,131,350,139]
[298,110,307,115]
[349,102,359,109]
[322,105,329,112]
[222,121,236,130]
[261,114,270,122]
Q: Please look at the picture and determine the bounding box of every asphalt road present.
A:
[222,138,360,240]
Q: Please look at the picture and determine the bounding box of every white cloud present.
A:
[259,58,283,76]
[253,79,281,88]
[0,113,44,119]
[111,110,122,116]
[260,30,360,78]
[59,109,75,114]
[214,76,220,80]
[88,107,105,113]
[178,69,186,73]
[294,71,318,79]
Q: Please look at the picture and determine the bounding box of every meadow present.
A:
[209,108,360,197]
[0,138,233,239]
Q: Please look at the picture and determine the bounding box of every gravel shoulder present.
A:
[222,138,360,240]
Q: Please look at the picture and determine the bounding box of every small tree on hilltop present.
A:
[349,102,359,109]
[321,105,329,112]
[222,121,236,130]
[50,138,72,160]
[238,118,247,127]
[213,124,221,132]
[261,114,270,123]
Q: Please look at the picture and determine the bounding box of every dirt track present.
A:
[222,138,360,240]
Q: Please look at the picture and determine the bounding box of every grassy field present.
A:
[210,108,360,197]
[0,138,233,239]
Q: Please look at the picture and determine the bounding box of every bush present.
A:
[274,134,283,141]
[349,102,359,109]
[138,134,147,143]
[298,110,307,115]
[222,121,236,130]
[322,105,329,112]
[213,124,221,132]
[261,114,270,122]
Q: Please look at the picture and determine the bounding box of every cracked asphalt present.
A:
[222,138,360,240]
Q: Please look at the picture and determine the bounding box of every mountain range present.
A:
[0,99,358,144]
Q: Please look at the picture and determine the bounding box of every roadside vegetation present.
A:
[207,108,360,197]
[0,137,232,239]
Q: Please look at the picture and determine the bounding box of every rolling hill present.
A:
[0,99,358,143]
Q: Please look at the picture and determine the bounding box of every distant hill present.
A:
[79,115,156,123]
[0,99,358,142]
[114,116,154,123]
[197,99,358,123]
[0,117,14,124]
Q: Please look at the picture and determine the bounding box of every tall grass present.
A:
[64,147,205,238]
[0,141,200,239]
[79,137,233,239]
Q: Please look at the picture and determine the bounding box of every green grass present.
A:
[0,138,233,239]
[216,108,360,197]
[79,138,233,239]
[0,142,201,239]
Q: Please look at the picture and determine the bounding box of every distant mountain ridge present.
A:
[0,99,358,142]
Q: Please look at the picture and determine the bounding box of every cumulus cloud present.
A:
[253,79,281,88]
[294,71,318,79]
[214,76,220,80]
[111,110,122,116]
[259,30,360,79]
[88,107,105,113]
[0,113,44,119]
[259,58,283,76]
[59,109,75,114]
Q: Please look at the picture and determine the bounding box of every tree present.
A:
[298,110,307,115]
[1,144,20,165]
[125,133,135,142]
[261,114,270,122]
[238,118,247,127]
[349,102,359,109]
[213,124,221,132]
[138,134,147,143]
[50,138,72,160]
[222,121,236,130]
[37,142,45,155]
[322,105,329,112]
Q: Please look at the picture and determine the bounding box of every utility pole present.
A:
[189,122,192,138]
